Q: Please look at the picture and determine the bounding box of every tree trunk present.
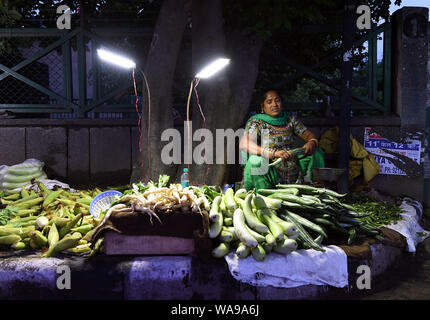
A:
[189,0,264,187]
[130,0,190,184]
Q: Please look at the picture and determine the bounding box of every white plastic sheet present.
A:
[383,198,429,253]
[224,245,348,289]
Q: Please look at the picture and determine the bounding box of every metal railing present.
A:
[270,22,392,115]
[0,27,150,118]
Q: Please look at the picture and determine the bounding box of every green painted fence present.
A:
[0,27,148,118]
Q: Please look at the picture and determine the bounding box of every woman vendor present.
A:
[239,89,319,191]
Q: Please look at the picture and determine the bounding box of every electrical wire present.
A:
[139,68,151,183]
[193,78,210,185]
[132,67,151,183]
[132,68,145,182]
[185,78,194,181]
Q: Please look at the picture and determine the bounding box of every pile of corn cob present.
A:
[0,180,105,257]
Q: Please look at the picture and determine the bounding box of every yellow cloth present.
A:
[319,127,380,183]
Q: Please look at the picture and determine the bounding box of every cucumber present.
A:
[236,242,251,258]
[234,196,245,209]
[244,224,266,243]
[219,195,227,213]
[234,189,247,199]
[267,209,297,236]
[273,236,297,255]
[224,188,237,211]
[262,242,273,254]
[265,233,276,246]
[223,217,233,226]
[251,244,266,261]
[256,208,284,242]
[287,232,299,240]
[218,228,234,243]
[252,194,282,210]
[212,242,230,258]
[208,209,223,239]
[243,194,269,234]
[232,208,258,248]
[209,196,222,222]
[224,226,238,241]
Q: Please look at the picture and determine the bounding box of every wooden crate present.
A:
[104,231,195,255]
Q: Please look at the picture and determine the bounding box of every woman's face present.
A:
[261,90,282,117]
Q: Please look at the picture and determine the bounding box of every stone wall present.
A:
[0,119,140,188]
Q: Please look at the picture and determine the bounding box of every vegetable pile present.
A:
[342,193,404,227]
[0,179,104,257]
[258,184,388,246]
[111,175,217,217]
[0,159,47,191]
[209,188,301,261]
[210,184,396,261]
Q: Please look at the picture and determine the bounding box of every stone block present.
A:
[89,127,131,186]
[68,128,90,187]
[0,127,25,166]
[26,127,67,180]
[123,256,193,300]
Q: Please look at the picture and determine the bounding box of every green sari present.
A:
[241,112,310,191]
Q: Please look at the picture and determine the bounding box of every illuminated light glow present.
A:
[97,48,136,69]
[195,58,230,79]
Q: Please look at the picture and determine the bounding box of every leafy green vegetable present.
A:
[158,175,170,188]
[0,206,18,225]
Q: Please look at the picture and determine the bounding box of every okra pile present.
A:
[210,184,394,261]
[342,193,403,227]
[0,179,105,257]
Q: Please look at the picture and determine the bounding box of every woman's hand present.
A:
[303,140,317,156]
[274,149,293,161]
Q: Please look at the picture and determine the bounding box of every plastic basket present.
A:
[89,190,122,218]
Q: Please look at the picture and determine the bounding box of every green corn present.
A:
[88,237,104,257]
[29,237,40,250]
[35,179,51,196]
[10,193,38,205]
[0,234,21,245]
[0,225,34,237]
[20,186,30,199]
[10,216,38,223]
[58,198,75,206]
[12,197,44,209]
[13,208,40,218]
[47,223,59,247]
[71,224,94,235]
[43,189,64,208]
[30,230,48,247]
[59,213,83,239]
[42,232,81,257]
[76,197,92,205]
[68,243,91,254]
[12,241,27,250]
[4,193,21,200]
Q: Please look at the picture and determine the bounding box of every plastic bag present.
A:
[0,159,47,190]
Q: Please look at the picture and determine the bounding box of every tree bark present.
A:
[130,0,190,184]
[189,0,264,186]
